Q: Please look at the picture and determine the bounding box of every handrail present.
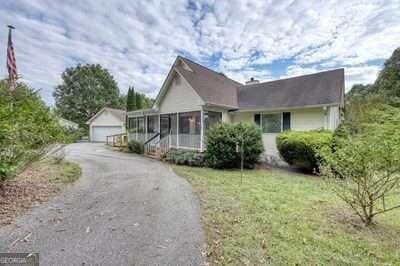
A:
[144,132,160,145]
[107,132,127,138]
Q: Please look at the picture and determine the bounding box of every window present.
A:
[147,115,158,134]
[128,117,137,132]
[205,111,222,130]
[262,113,282,133]
[137,117,144,134]
[179,111,201,135]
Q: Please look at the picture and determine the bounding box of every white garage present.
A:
[86,108,126,142]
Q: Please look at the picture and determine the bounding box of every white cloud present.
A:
[0,0,398,105]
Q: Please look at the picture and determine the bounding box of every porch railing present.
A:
[144,134,171,157]
[106,133,128,147]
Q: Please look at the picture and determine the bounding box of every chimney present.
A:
[245,77,260,85]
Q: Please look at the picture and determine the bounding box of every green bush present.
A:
[164,149,205,166]
[127,140,144,154]
[276,130,333,173]
[205,122,264,169]
[320,126,400,225]
[0,80,66,182]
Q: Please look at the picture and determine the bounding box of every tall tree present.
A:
[135,92,143,109]
[126,86,136,111]
[53,64,120,127]
[375,47,400,106]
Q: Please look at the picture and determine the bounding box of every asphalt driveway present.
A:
[0,143,206,265]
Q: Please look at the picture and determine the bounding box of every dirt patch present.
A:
[324,207,400,244]
[0,159,80,226]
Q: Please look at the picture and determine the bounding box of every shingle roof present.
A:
[177,57,242,107]
[175,57,344,110]
[237,69,344,109]
[86,107,126,124]
[105,107,126,120]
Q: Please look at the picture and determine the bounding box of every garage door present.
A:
[92,126,124,142]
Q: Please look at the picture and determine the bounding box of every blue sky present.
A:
[0,0,399,105]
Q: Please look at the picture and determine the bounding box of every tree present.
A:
[321,107,400,226]
[375,47,400,106]
[53,64,120,127]
[135,92,143,109]
[126,86,136,111]
[1,80,65,184]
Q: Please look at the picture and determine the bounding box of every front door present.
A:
[160,114,177,139]
[160,114,170,139]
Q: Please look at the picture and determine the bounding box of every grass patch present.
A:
[173,166,400,265]
[46,159,81,184]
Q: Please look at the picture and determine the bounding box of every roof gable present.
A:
[86,107,126,124]
[177,57,242,107]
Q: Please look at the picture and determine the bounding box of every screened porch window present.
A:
[262,113,282,133]
[179,111,201,135]
[147,115,158,134]
[137,117,145,134]
[205,111,222,130]
[128,117,137,132]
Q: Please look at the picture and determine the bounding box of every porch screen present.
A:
[179,111,201,134]
[147,115,158,134]
[137,117,145,133]
[205,111,222,129]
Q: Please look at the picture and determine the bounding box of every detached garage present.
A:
[86,108,126,142]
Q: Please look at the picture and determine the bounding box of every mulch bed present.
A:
[0,162,61,226]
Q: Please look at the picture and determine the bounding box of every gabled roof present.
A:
[153,56,344,111]
[86,107,126,124]
[238,69,345,110]
[176,57,242,108]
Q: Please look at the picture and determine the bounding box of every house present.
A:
[127,56,344,158]
[58,117,79,131]
[86,107,126,142]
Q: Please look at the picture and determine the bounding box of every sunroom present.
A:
[126,108,222,152]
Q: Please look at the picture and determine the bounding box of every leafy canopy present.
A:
[53,64,120,127]
[0,80,65,180]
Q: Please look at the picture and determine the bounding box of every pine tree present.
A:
[126,86,136,111]
[135,92,143,109]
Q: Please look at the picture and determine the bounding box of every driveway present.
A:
[0,143,206,265]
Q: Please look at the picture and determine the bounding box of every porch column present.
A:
[176,112,179,149]
[145,115,148,141]
[200,108,204,152]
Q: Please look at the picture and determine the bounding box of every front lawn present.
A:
[173,166,400,265]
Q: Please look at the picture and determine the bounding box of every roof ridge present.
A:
[178,56,242,85]
[240,68,344,88]
[104,107,126,112]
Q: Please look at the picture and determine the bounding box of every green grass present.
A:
[39,158,81,184]
[173,166,400,265]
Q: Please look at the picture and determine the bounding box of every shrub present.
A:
[164,149,205,167]
[276,130,333,173]
[0,80,65,184]
[320,128,400,226]
[205,122,264,169]
[127,140,144,154]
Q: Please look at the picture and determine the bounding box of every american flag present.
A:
[7,25,17,90]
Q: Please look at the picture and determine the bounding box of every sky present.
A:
[0,0,399,105]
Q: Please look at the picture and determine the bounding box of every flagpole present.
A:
[7,25,17,91]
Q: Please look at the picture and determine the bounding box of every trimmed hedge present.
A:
[164,149,205,167]
[205,122,264,169]
[128,140,144,154]
[276,130,333,172]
